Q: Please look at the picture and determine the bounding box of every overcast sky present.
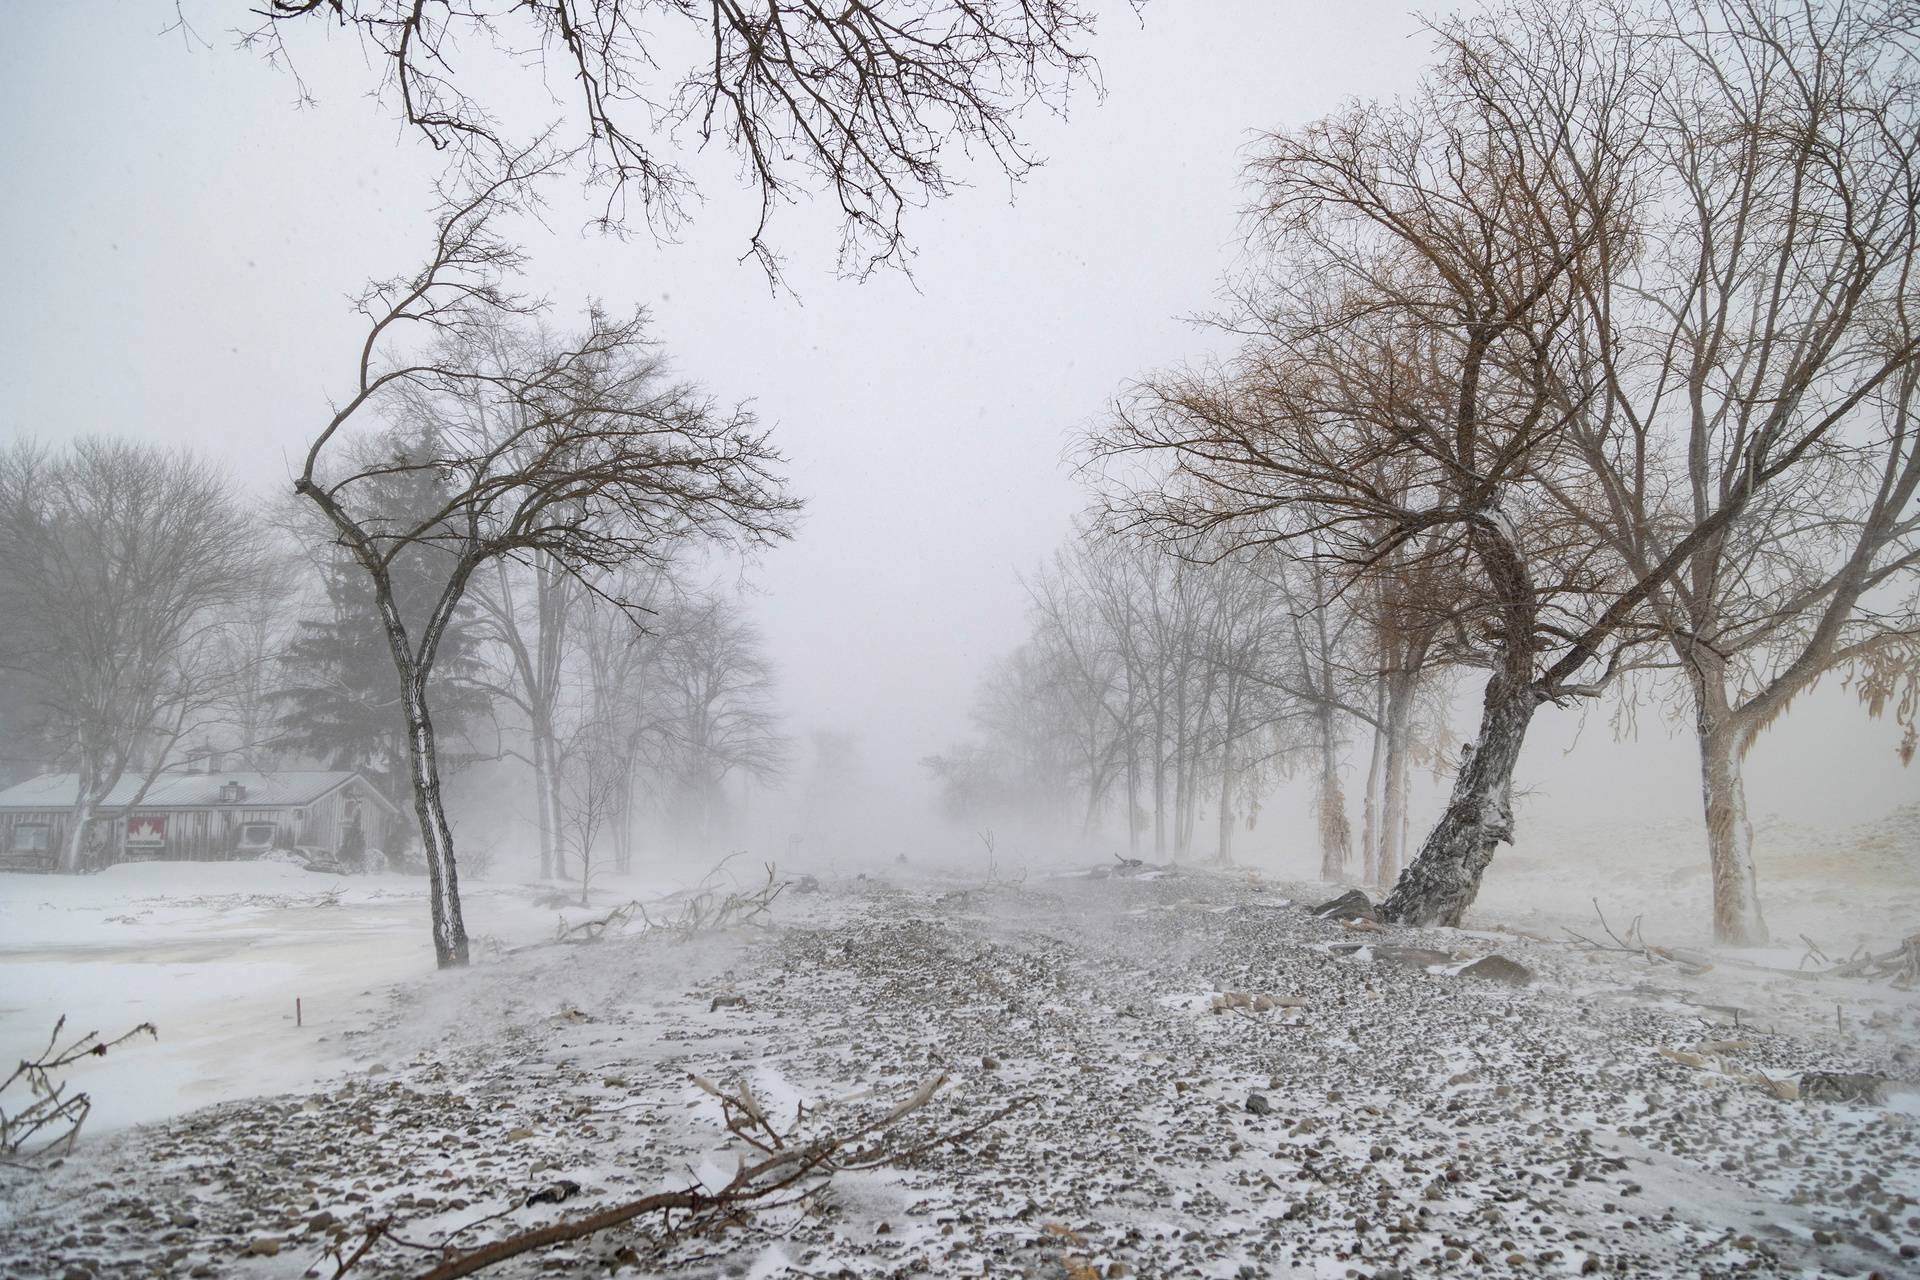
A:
[2,2,1909,855]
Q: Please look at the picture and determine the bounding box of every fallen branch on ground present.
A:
[555,900,640,943]
[634,860,787,939]
[1805,935,1920,985]
[1569,904,1917,987]
[403,1074,1029,1280]
[1565,901,1713,973]
[1,1016,157,1160]
[523,859,790,950]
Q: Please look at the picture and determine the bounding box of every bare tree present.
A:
[560,715,627,906]
[1092,1,1920,930]
[0,439,264,871]
[1544,0,1920,943]
[292,154,798,967]
[573,561,682,874]
[243,0,1106,276]
[650,592,788,853]
[472,553,583,880]
[1090,4,1682,926]
[940,530,1300,858]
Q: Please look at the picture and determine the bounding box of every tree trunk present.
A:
[544,733,568,880]
[1361,675,1387,882]
[1692,672,1769,945]
[1316,704,1351,880]
[532,730,554,879]
[1216,745,1235,865]
[1379,729,1410,890]
[371,576,470,969]
[613,751,636,874]
[1151,731,1167,859]
[61,795,95,874]
[1124,738,1141,856]
[401,670,469,968]
[1381,669,1536,926]
[1376,672,1416,889]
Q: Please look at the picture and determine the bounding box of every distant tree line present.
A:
[0,427,789,900]
[926,526,1455,884]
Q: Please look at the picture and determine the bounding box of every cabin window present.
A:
[239,822,278,847]
[11,824,49,853]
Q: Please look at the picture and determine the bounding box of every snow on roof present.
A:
[0,770,393,812]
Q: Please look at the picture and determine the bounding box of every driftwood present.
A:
[1,1016,157,1160]
[401,1074,1028,1280]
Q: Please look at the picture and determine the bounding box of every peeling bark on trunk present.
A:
[1381,668,1537,926]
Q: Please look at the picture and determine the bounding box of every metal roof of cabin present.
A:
[0,770,388,811]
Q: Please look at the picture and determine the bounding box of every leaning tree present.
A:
[1093,1,1651,926]
[1092,0,1920,929]
[294,154,798,967]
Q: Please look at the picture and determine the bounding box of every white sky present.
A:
[2,2,1910,850]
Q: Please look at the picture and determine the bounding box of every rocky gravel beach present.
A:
[3,867,1917,1280]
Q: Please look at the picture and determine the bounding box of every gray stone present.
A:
[1312,890,1376,922]
[1457,955,1533,986]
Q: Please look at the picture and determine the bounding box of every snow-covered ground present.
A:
[1,845,1916,1279]
[0,861,689,1132]
[1482,802,1920,962]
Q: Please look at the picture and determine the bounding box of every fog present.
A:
[1,3,1916,1274]
[6,4,1908,878]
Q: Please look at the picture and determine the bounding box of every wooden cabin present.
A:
[0,770,400,871]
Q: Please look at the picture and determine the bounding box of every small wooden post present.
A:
[296,997,303,1028]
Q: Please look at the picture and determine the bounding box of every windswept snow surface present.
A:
[2,863,1917,1279]
[0,862,674,1131]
